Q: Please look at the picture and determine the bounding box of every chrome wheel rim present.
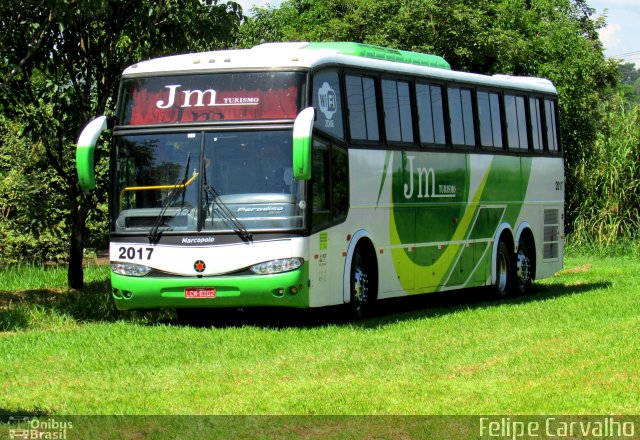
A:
[516,250,531,288]
[353,264,369,312]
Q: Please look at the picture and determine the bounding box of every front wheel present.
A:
[349,248,375,319]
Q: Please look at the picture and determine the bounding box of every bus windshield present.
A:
[113,130,305,234]
[119,72,304,126]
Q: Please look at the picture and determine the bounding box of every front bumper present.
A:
[112,263,309,310]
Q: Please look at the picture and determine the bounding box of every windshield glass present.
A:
[119,72,304,126]
[113,130,305,234]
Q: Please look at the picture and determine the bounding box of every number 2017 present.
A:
[118,247,154,260]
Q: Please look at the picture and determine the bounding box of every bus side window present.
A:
[477,90,503,149]
[311,139,349,231]
[416,83,446,147]
[312,70,344,140]
[530,97,544,152]
[382,79,413,144]
[505,94,529,151]
[311,141,331,228]
[544,99,559,153]
[331,145,349,220]
[448,86,475,147]
[346,74,380,142]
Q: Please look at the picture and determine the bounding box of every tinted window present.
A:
[313,70,344,140]
[505,94,528,150]
[120,72,304,125]
[363,77,379,141]
[311,141,330,227]
[311,138,349,231]
[448,86,475,147]
[545,99,559,152]
[382,79,413,143]
[417,83,446,146]
[530,97,544,151]
[477,91,503,148]
[332,146,349,220]
[346,75,380,141]
[516,96,528,149]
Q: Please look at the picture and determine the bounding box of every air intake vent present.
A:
[543,209,560,259]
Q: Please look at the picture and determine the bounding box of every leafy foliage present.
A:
[0,115,70,264]
[240,0,619,231]
[0,0,243,286]
[615,62,640,107]
[570,93,640,247]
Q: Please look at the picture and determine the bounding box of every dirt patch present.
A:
[558,264,592,275]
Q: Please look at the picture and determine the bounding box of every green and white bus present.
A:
[77,42,563,317]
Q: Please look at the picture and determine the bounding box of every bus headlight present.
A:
[250,258,303,275]
[111,262,152,277]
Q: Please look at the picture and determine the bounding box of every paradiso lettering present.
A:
[403,155,457,199]
[156,85,260,109]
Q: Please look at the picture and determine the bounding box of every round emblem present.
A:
[194,260,206,273]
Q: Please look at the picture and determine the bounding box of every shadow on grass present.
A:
[0,408,50,423]
[171,280,611,330]
[1,271,610,331]
[0,279,171,331]
[355,280,612,329]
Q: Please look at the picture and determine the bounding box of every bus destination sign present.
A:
[120,72,303,126]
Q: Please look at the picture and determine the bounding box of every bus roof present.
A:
[122,42,557,95]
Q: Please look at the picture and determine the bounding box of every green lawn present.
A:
[1,256,639,415]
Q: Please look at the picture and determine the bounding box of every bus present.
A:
[77,41,564,318]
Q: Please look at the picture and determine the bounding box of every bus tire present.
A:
[515,235,535,295]
[494,240,513,298]
[349,245,376,319]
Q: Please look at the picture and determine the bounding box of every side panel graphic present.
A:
[351,148,555,297]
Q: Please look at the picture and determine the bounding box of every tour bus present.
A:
[77,42,564,318]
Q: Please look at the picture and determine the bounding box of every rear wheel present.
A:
[515,237,534,295]
[494,240,512,298]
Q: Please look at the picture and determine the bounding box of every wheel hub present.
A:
[353,268,369,305]
[516,251,531,285]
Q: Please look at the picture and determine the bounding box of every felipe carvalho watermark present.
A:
[479,416,636,439]
[8,418,72,440]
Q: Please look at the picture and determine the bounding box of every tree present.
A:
[0,0,243,288]
[618,62,640,85]
[239,0,618,230]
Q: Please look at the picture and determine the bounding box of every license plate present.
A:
[185,288,217,299]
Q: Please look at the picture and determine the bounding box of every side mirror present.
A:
[76,116,109,190]
[292,107,315,181]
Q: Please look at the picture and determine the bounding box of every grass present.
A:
[0,255,639,417]
[0,263,169,331]
[0,262,109,292]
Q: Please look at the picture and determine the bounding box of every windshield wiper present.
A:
[203,184,253,242]
[148,153,192,243]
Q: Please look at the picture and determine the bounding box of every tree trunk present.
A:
[68,190,89,290]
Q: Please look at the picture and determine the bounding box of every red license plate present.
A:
[185,288,217,299]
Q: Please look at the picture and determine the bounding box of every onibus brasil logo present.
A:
[8,417,73,439]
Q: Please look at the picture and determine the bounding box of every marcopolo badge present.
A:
[193,260,206,273]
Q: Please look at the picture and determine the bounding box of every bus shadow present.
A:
[2,277,610,330]
[173,280,610,329]
[357,280,611,328]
